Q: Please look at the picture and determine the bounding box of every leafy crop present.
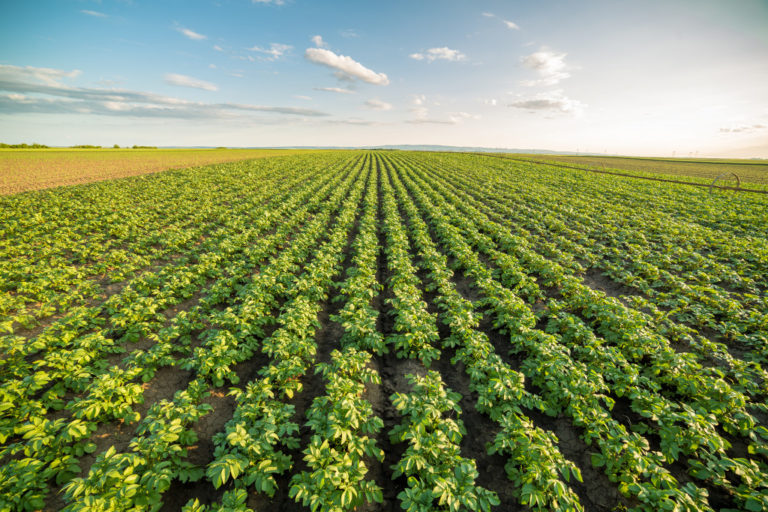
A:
[1,150,767,512]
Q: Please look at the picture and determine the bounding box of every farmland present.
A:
[508,154,768,191]
[1,150,767,512]
[0,148,306,196]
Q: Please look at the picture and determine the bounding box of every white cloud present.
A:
[247,43,292,60]
[410,47,466,62]
[252,0,285,4]
[409,96,430,120]
[208,64,217,69]
[213,45,224,52]
[294,95,312,100]
[482,98,498,106]
[0,94,326,119]
[411,106,428,119]
[508,90,585,114]
[177,27,207,41]
[326,118,378,126]
[0,64,80,86]
[482,12,520,30]
[103,100,130,112]
[0,65,327,119]
[305,48,389,86]
[406,116,458,125]
[314,86,355,94]
[520,48,570,86]
[164,73,218,92]
[448,111,480,123]
[340,29,359,38]
[720,124,767,133]
[405,96,474,124]
[365,99,392,111]
[81,10,108,18]
[311,35,327,48]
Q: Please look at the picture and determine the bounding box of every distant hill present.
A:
[214,144,598,155]
[359,144,577,154]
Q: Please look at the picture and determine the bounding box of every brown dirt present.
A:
[43,419,137,511]
[248,185,365,511]
[0,148,306,195]
[580,267,635,302]
[21,153,767,512]
[451,266,630,512]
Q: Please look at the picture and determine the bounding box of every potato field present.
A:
[1,151,767,512]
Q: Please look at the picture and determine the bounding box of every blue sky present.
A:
[1,0,767,156]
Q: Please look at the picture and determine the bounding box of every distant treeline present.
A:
[73,145,159,149]
[1,143,159,149]
[0,143,49,148]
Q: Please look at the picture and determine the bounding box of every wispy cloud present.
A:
[406,117,456,125]
[482,12,520,30]
[213,45,224,52]
[247,43,292,60]
[406,111,478,124]
[365,99,392,111]
[314,86,355,94]
[448,111,480,123]
[294,95,312,100]
[339,29,359,38]
[410,111,478,124]
[508,90,585,114]
[305,48,389,85]
[0,65,327,119]
[410,105,429,119]
[719,124,767,133]
[252,0,285,4]
[410,47,466,62]
[0,64,81,86]
[177,26,207,41]
[164,73,218,92]
[311,35,328,48]
[2,98,324,120]
[325,118,378,126]
[520,48,570,86]
[409,96,430,119]
[0,93,324,119]
[406,95,473,124]
[81,10,108,18]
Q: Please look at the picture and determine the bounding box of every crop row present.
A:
[1,150,766,512]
